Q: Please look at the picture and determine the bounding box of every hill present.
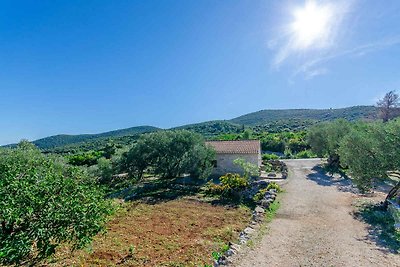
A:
[4,106,379,151]
[31,126,160,150]
[230,106,377,126]
[173,120,244,137]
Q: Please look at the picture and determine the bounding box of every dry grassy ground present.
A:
[45,199,250,267]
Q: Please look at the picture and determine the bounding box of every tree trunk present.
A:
[383,171,400,210]
[383,180,400,210]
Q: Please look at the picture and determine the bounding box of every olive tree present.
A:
[307,119,351,171]
[0,143,112,265]
[338,120,400,206]
[339,123,386,192]
[119,130,215,180]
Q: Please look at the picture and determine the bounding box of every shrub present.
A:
[266,182,282,192]
[204,173,249,197]
[66,150,103,166]
[262,154,279,160]
[233,158,259,179]
[253,182,282,202]
[220,173,249,190]
[294,150,317,159]
[0,143,113,265]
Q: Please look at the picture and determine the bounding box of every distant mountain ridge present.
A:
[29,126,160,150]
[5,106,377,150]
[230,106,377,125]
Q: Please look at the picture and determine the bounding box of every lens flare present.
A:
[290,1,335,49]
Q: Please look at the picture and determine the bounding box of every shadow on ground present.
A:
[107,176,254,208]
[353,203,400,254]
[307,166,399,253]
[306,165,357,193]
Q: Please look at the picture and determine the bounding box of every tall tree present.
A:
[376,90,399,122]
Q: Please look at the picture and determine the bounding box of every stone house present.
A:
[205,140,262,176]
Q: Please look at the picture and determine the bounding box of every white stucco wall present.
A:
[212,153,261,176]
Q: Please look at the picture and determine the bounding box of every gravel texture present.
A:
[234,159,400,267]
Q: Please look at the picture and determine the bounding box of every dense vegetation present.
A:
[0,142,112,265]
[2,106,377,152]
[230,106,377,125]
[214,129,310,158]
[11,126,160,151]
[117,130,215,180]
[174,120,244,137]
[308,119,400,205]
[1,102,395,265]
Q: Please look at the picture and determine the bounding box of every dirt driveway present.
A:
[235,159,400,267]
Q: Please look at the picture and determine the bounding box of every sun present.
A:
[290,1,335,49]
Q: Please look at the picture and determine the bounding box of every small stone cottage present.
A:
[205,140,262,176]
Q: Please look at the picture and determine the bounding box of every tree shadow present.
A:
[306,165,358,193]
[107,175,256,209]
[353,203,400,254]
[107,176,208,204]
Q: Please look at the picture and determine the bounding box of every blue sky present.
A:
[1,0,400,145]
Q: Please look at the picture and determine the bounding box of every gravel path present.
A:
[235,159,400,267]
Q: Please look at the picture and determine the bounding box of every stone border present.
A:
[213,188,278,266]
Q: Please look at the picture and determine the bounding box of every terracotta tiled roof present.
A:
[205,140,261,154]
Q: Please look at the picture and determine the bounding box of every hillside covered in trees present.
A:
[4,106,377,151]
[230,106,377,125]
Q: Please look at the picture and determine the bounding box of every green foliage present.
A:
[261,135,286,153]
[284,147,293,159]
[211,251,221,261]
[174,120,243,138]
[233,158,259,179]
[0,143,112,265]
[294,150,317,159]
[253,189,267,202]
[253,182,282,202]
[307,119,352,171]
[251,119,318,133]
[230,106,377,126]
[307,119,351,157]
[66,150,103,166]
[266,182,282,192]
[205,173,249,197]
[356,203,400,252]
[220,173,249,189]
[262,154,280,160]
[102,142,117,159]
[308,119,400,195]
[119,130,216,180]
[339,120,400,193]
[95,157,114,184]
[30,126,160,150]
[339,124,385,192]
[215,130,309,155]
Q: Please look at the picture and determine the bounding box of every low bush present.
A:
[204,173,249,197]
[294,150,317,159]
[253,182,282,202]
[262,154,279,160]
[0,142,113,265]
[266,182,282,192]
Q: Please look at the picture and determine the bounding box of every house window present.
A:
[212,160,217,167]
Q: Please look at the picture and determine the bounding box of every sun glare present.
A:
[290,1,334,49]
